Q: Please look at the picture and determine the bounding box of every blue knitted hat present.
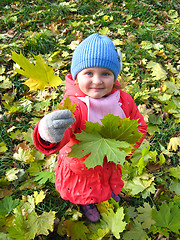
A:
[71,33,122,80]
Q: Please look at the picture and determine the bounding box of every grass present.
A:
[0,0,179,239]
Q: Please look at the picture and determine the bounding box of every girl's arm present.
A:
[33,101,82,155]
[120,90,147,148]
[33,122,63,155]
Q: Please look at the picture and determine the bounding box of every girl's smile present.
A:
[76,67,115,99]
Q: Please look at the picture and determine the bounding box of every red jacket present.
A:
[33,74,147,204]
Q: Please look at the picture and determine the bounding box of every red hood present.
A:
[64,74,119,98]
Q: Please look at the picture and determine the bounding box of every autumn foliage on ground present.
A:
[0,0,180,239]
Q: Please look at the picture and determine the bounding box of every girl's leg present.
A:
[81,204,100,222]
[111,192,121,202]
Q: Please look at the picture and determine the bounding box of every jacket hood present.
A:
[64,74,118,98]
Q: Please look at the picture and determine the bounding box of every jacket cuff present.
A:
[33,123,61,155]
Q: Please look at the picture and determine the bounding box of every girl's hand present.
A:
[38,109,75,143]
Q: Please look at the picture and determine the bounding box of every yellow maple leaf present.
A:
[34,190,46,205]
[167,137,180,151]
[11,51,62,91]
[56,96,77,116]
[97,200,114,214]
[13,147,34,164]
[154,49,167,59]
[146,61,167,81]
[68,40,80,50]
[0,142,8,153]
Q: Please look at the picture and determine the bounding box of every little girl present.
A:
[33,33,147,223]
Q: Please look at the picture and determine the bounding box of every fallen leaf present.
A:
[34,190,46,205]
[146,61,167,80]
[11,52,62,91]
[167,137,180,151]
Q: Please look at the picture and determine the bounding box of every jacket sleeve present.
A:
[32,100,82,155]
[33,122,62,155]
[120,91,147,148]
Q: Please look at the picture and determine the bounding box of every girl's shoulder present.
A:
[119,90,134,103]
[119,90,138,115]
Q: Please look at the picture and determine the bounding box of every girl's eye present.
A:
[102,72,109,76]
[85,72,93,76]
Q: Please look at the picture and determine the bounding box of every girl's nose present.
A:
[92,75,102,84]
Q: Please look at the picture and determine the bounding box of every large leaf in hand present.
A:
[69,115,142,168]
[86,115,142,145]
[11,51,62,91]
[99,114,120,138]
[69,131,129,169]
[116,117,142,144]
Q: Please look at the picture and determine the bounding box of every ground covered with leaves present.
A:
[0,0,180,239]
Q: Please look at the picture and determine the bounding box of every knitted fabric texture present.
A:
[78,91,126,124]
[71,33,122,80]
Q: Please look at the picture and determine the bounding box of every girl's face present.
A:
[76,67,115,99]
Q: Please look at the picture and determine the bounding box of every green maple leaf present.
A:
[170,179,180,195]
[0,215,6,228]
[168,166,180,179]
[99,27,109,35]
[98,114,120,138]
[27,211,56,239]
[101,116,142,145]
[101,207,127,239]
[0,77,13,89]
[7,206,30,240]
[34,171,55,185]
[7,214,28,240]
[124,173,156,197]
[87,223,109,240]
[64,220,89,240]
[69,115,142,169]
[69,131,129,169]
[136,202,155,229]
[0,196,19,216]
[123,220,148,240]
[27,162,42,177]
[152,202,180,234]
[11,51,62,91]
[8,210,55,240]
[85,115,142,145]
[84,120,102,133]
[20,195,35,214]
[138,145,151,175]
